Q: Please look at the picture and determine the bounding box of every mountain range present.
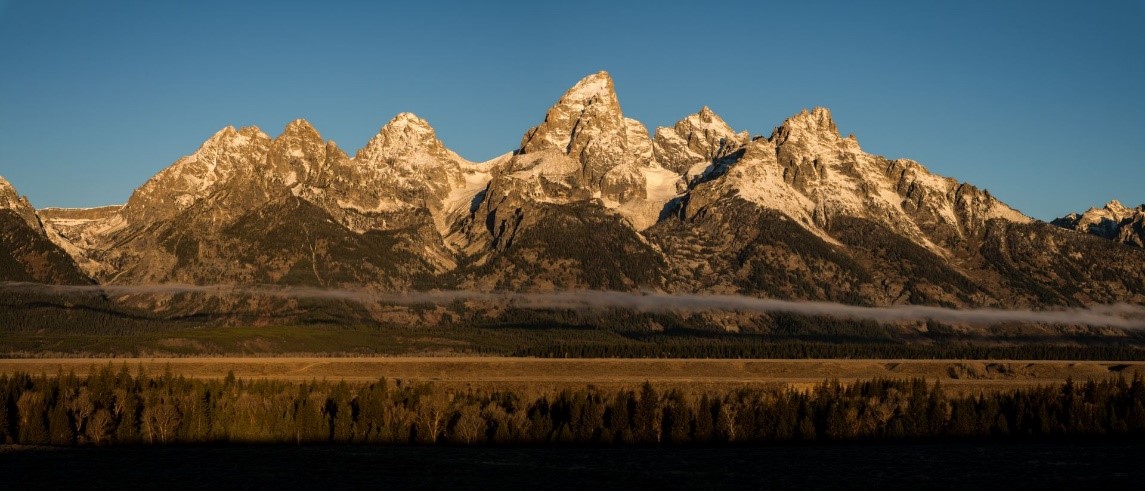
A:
[1052,200,1145,249]
[2,71,1144,325]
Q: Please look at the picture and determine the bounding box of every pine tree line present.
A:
[2,367,1144,446]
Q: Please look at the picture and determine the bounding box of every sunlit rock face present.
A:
[14,71,1144,310]
[1053,200,1145,248]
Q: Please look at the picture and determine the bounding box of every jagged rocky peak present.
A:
[518,71,645,173]
[1102,199,1132,216]
[0,175,42,232]
[521,71,620,155]
[326,140,349,160]
[560,70,617,104]
[494,71,681,230]
[120,123,273,223]
[357,112,456,164]
[771,107,857,149]
[768,106,864,197]
[0,174,92,284]
[778,106,837,134]
[0,174,22,207]
[683,104,1032,257]
[201,124,271,148]
[267,118,331,189]
[279,118,321,139]
[458,72,660,251]
[681,106,741,140]
[162,123,273,174]
[322,112,475,235]
[1052,198,1145,247]
[685,106,745,141]
[653,106,749,175]
[1057,199,1143,228]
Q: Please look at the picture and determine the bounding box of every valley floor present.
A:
[1,357,1141,393]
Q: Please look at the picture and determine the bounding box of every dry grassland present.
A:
[1,358,1140,394]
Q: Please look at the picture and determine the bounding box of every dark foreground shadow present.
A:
[2,440,1142,490]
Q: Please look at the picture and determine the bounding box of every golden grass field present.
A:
[1,357,1141,394]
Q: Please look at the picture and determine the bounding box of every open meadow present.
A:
[2,357,1141,394]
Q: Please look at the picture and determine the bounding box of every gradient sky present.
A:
[0,0,1142,220]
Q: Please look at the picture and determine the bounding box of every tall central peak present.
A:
[519,71,624,157]
[271,119,325,153]
[696,105,719,121]
[266,119,331,190]
[507,71,664,217]
[356,112,452,164]
[280,118,321,138]
[557,70,617,105]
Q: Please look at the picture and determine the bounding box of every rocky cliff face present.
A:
[653,106,749,176]
[0,176,91,284]
[651,103,1070,307]
[691,106,1029,249]
[12,70,1144,312]
[448,72,675,289]
[1053,200,1145,248]
[0,175,44,232]
[503,72,683,231]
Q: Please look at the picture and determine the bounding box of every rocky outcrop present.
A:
[0,175,44,232]
[1053,200,1145,248]
[512,71,682,229]
[653,106,749,177]
[0,175,91,284]
[679,106,1030,257]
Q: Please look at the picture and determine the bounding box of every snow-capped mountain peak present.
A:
[356,112,458,165]
[519,71,624,159]
[556,70,617,105]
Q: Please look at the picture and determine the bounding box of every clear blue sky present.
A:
[0,0,1142,220]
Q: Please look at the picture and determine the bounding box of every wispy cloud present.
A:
[3,283,1145,329]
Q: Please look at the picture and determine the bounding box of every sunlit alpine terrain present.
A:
[1,1,1143,489]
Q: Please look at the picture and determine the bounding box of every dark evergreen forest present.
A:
[3,368,1143,446]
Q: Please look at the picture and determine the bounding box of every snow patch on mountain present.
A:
[607,163,685,230]
[436,159,499,235]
